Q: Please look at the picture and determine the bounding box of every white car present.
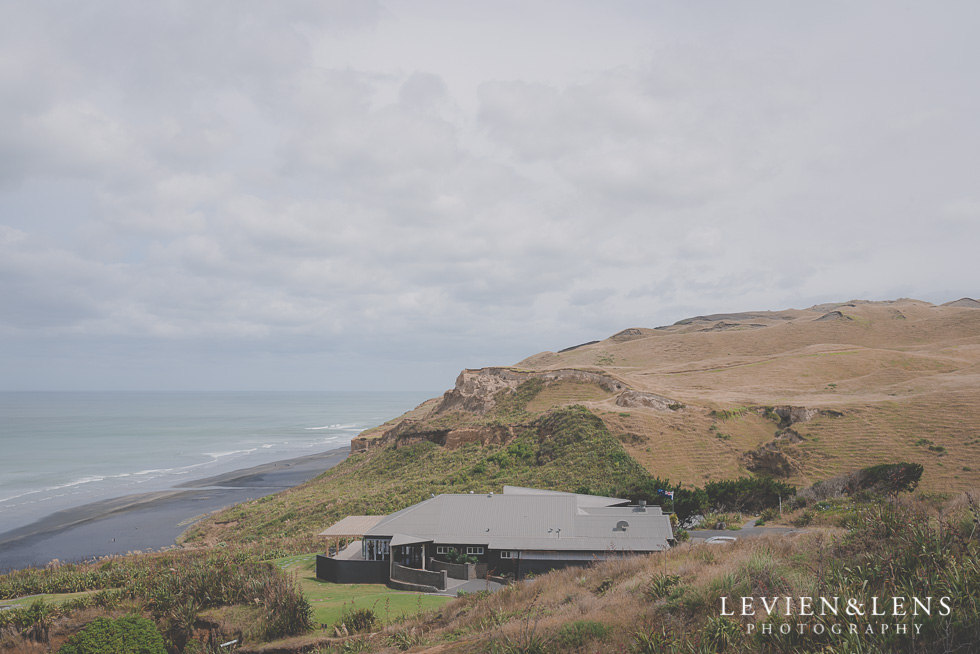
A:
[704,536,738,545]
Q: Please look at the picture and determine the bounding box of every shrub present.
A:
[847,462,923,496]
[386,626,427,650]
[445,550,478,565]
[58,615,166,654]
[645,574,680,600]
[791,510,814,527]
[700,616,742,651]
[336,605,377,634]
[554,620,611,649]
[703,477,796,513]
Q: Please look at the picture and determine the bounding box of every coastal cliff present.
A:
[350,298,980,493]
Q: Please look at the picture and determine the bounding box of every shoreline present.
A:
[0,447,349,572]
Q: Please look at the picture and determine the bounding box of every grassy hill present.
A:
[185,298,980,552]
[181,406,656,549]
[4,297,979,653]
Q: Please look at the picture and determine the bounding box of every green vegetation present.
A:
[276,555,450,629]
[702,477,796,514]
[708,407,749,420]
[185,406,657,550]
[491,378,545,422]
[58,616,165,654]
[855,462,924,495]
[553,620,611,649]
[0,549,311,651]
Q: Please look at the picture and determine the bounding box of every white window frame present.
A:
[499,550,516,559]
[436,546,456,555]
[466,546,485,555]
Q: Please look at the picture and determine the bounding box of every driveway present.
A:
[688,518,802,542]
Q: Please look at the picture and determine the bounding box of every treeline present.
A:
[605,476,796,526]
[800,462,923,502]
[583,461,924,526]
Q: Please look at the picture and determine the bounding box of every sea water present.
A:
[0,391,433,535]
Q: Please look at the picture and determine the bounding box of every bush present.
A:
[847,462,923,497]
[554,620,611,649]
[704,477,796,513]
[445,550,478,565]
[645,574,680,600]
[791,510,814,527]
[58,615,166,654]
[336,605,377,634]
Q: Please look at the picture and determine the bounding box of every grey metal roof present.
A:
[501,485,629,507]
[319,515,386,537]
[364,492,672,553]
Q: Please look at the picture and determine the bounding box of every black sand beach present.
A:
[0,448,348,572]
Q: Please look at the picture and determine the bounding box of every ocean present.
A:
[0,391,434,535]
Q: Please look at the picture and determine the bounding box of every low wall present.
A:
[316,555,390,584]
[391,563,447,591]
[429,559,491,581]
[429,559,473,580]
[388,580,442,593]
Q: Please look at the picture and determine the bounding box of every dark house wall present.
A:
[431,543,488,564]
[486,550,519,578]
[518,558,592,579]
[316,555,389,584]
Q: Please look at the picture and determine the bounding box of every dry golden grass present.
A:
[365,531,826,653]
[510,300,980,492]
[524,380,614,413]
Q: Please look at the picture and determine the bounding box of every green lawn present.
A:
[274,554,452,628]
[0,590,95,608]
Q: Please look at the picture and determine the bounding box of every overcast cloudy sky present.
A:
[1,1,977,391]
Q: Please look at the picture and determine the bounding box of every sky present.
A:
[1,1,978,391]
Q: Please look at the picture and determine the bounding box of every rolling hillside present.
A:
[356,298,980,493]
[187,297,980,550]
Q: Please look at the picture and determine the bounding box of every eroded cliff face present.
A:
[350,367,629,452]
[436,367,627,415]
[616,390,681,412]
[349,367,845,486]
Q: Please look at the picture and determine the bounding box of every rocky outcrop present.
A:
[609,328,646,341]
[351,367,629,453]
[773,406,819,425]
[352,422,518,452]
[760,405,842,429]
[742,443,798,477]
[773,428,804,443]
[435,367,627,415]
[697,321,766,332]
[941,297,980,308]
[814,311,852,322]
[558,340,600,353]
[616,390,681,412]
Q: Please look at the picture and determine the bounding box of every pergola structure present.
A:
[318,515,385,557]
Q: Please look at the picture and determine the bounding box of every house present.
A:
[315,486,674,592]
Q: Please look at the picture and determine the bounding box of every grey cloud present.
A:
[1,2,979,390]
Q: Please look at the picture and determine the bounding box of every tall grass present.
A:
[0,548,312,652]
